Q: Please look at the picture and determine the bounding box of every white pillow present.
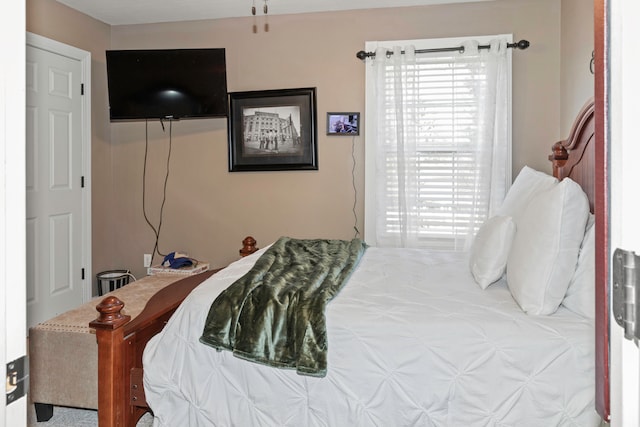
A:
[497,166,558,223]
[506,178,590,315]
[469,216,516,289]
[562,215,595,319]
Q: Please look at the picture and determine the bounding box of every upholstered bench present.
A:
[29,273,188,421]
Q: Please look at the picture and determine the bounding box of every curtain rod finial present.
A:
[515,40,530,50]
[356,50,371,60]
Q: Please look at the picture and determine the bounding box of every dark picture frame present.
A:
[326,112,360,135]
[228,88,318,172]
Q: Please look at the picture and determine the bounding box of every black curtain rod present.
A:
[356,39,530,61]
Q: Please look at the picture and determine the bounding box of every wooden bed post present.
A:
[89,296,131,427]
[239,236,258,257]
[88,238,260,427]
[549,141,569,177]
[548,99,596,213]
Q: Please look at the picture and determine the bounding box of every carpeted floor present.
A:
[27,403,153,427]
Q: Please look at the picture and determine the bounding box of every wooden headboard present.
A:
[550,97,605,421]
[549,98,596,212]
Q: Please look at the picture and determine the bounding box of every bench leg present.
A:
[34,403,53,422]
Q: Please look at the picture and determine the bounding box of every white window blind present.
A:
[364,36,512,250]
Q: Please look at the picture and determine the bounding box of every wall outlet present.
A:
[143,253,152,268]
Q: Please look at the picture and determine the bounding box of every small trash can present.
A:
[96,270,132,296]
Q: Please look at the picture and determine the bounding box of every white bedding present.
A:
[143,246,599,426]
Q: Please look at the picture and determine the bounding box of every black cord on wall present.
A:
[351,135,360,239]
[142,119,173,266]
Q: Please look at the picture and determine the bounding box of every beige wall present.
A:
[108,0,562,279]
[26,0,588,287]
[560,0,594,135]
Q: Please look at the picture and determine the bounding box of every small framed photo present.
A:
[326,112,360,135]
[228,87,318,172]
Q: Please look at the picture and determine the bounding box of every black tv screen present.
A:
[106,48,228,121]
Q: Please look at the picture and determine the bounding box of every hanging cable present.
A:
[351,135,360,238]
[142,119,173,266]
[152,119,173,263]
[142,119,161,264]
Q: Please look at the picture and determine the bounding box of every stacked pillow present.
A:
[469,166,591,315]
[469,167,556,289]
[562,214,595,318]
[469,215,516,289]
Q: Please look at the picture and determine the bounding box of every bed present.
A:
[90,99,598,426]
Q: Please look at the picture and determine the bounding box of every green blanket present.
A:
[199,236,367,377]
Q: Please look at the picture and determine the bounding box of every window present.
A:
[364,35,512,250]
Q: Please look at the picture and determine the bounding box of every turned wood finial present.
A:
[89,296,131,330]
[239,236,258,257]
[549,141,569,177]
[549,140,569,162]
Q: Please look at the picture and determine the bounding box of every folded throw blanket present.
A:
[200,236,367,377]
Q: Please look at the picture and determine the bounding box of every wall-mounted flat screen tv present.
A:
[106,48,228,121]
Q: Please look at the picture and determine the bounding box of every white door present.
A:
[608,0,640,425]
[1,0,27,424]
[25,34,92,328]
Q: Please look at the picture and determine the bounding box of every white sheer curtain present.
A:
[365,35,512,251]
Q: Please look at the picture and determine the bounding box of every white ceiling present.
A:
[55,0,492,26]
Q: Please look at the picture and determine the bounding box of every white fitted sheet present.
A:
[143,246,599,426]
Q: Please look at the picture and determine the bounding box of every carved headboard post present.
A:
[548,99,596,213]
[549,140,570,178]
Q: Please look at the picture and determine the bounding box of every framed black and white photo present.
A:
[228,88,318,172]
[326,112,360,135]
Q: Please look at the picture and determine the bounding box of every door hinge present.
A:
[81,83,84,95]
[612,248,640,346]
[6,355,28,405]
[82,268,85,280]
[81,176,85,188]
